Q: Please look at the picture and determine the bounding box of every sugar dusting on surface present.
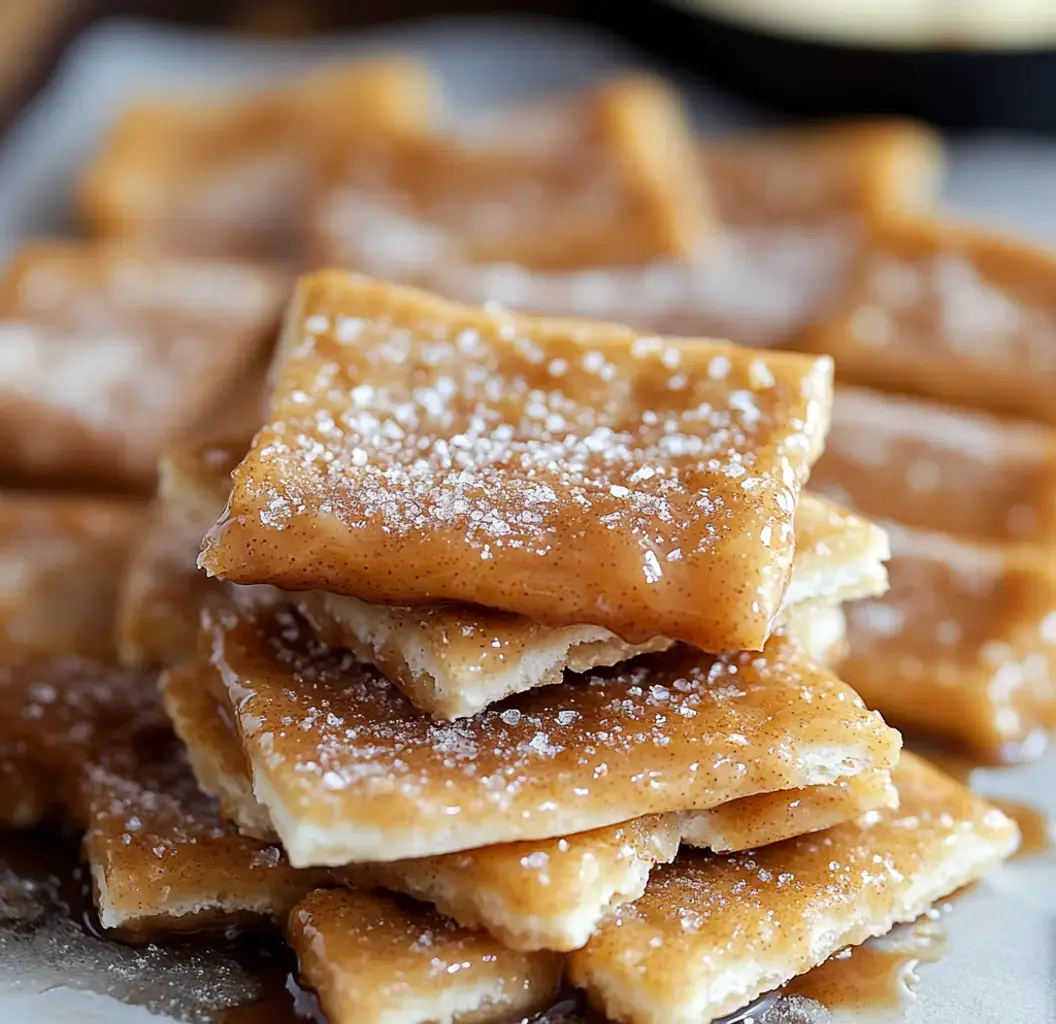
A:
[255,307,806,553]
[567,755,1017,1024]
[204,274,831,650]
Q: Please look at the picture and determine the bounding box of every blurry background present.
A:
[5,0,1056,136]
[0,2,1055,1023]
[3,0,1056,257]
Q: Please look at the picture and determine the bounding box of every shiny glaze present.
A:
[287,889,562,1024]
[201,272,833,652]
[203,602,898,865]
[158,429,873,719]
[568,754,1019,1024]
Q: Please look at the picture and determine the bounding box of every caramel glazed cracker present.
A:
[164,644,895,953]
[198,272,836,655]
[126,425,885,715]
[179,600,901,864]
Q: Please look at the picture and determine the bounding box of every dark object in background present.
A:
[5,0,1056,135]
[618,1,1056,132]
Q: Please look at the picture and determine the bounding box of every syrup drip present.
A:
[912,744,1052,859]
[990,799,1053,859]
[782,915,948,1019]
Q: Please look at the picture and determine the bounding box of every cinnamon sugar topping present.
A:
[201,272,833,651]
[568,754,1018,1024]
[204,602,898,865]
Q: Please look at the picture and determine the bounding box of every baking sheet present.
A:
[0,14,1053,1024]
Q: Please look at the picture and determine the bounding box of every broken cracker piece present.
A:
[201,271,833,653]
[567,752,1018,1024]
[297,493,884,718]
[840,523,1056,757]
[204,603,899,865]
[287,889,562,1024]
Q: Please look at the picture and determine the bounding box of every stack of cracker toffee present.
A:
[0,52,1046,1024]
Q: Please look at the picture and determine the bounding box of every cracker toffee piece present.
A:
[201,273,834,653]
[0,241,286,492]
[117,437,266,668]
[0,493,147,665]
[165,659,892,953]
[203,602,899,866]
[0,657,321,931]
[80,735,324,934]
[79,57,437,259]
[436,118,940,349]
[676,767,896,853]
[311,74,707,277]
[132,425,878,714]
[800,214,1056,425]
[700,119,942,229]
[287,889,563,1024]
[296,495,884,718]
[567,753,1019,1024]
[840,523,1056,757]
[813,385,1056,543]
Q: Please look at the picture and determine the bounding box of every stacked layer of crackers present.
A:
[3,53,1054,1024]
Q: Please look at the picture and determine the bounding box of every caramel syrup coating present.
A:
[201,272,833,652]
[204,602,899,866]
[287,889,563,1024]
[568,753,1019,1024]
